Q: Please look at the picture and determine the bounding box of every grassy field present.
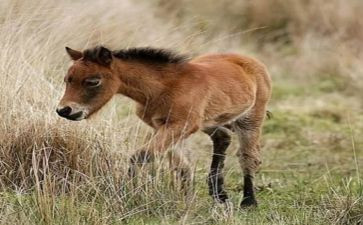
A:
[0,0,362,224]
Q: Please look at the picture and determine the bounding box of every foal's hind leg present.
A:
[233,115,264,208]
[203,127,231,203]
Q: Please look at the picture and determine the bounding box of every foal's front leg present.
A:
[129,121,198,180]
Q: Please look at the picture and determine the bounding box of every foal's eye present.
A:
[83,77,101,87]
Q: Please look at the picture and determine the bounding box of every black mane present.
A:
[113,47,187,64]
[82,46,187,65]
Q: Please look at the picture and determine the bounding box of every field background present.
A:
[0,0,362,224]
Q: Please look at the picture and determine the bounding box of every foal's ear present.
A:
[96,46,112,66]
[65,47,83,60]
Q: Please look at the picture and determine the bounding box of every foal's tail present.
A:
[266,110,273,119]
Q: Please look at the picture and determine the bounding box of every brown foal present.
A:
[57,46,271,208]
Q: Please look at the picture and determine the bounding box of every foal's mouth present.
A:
[61,111,85,121]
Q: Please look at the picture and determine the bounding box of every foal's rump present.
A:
[191,53,270,128]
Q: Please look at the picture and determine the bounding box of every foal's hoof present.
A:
[128,150,153,178]
[240,197,258,209]
[212,192,229,204]
[130,150,153,165]
[128,165,137,178]
[211,200,234,217]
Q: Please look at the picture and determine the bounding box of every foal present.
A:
[57,46,271,208]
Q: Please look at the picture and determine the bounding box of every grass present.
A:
[0,159,361,224]
[0,0,362,224]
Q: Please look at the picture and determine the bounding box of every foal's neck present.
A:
[113,59,180,105]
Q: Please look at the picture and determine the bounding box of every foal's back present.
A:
[183,53,271,128]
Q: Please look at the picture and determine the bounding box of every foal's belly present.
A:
[202,109,250,128]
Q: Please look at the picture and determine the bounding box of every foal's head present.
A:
[57,46,120,121]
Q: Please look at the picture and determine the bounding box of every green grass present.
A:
[0,167,361,224]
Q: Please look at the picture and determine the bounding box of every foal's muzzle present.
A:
[56,106,71,117]
[56,106,84,121]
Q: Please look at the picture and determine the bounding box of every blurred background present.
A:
[0,0,362,224]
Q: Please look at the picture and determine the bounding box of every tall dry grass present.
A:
[156,0,363,94]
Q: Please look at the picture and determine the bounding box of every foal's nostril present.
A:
[56,106,72,117]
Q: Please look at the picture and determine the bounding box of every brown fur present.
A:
[59,46,272,207]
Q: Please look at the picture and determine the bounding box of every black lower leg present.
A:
[208,165,228,203]
[204,128,231,203]
[240,174,257,207]
[128,149,153,178]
